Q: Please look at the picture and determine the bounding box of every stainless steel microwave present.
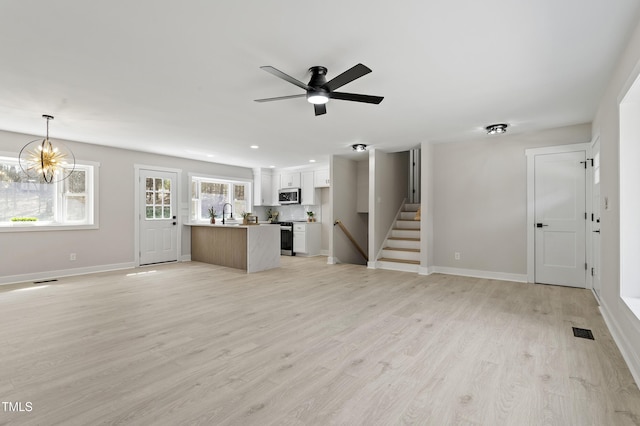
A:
[278,188,301,204]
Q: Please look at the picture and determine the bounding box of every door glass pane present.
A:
[145,175,172,220]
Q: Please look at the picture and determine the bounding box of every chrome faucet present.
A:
[222,203,233,224]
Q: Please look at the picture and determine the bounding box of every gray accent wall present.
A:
[331,155,367,265]
[370,150,409,260]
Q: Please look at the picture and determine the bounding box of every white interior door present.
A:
[591,138,601,298]
[534,151,586,288]
[139,170,178,265]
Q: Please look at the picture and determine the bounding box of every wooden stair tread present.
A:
[383,247,420,252]
[392,228,420,231]
[388,237,420,241]
[378,258,420,265]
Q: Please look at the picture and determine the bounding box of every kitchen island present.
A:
[190,223,280,273]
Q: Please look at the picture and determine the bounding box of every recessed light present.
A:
[352,144,367,152]
[309,159,316,163]
[250,145,259,149]
[486,123,508,135]
[269,165,276,168]
[206,154,214,158]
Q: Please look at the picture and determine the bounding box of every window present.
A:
[190,176,251,222]
[0,155,97,230]
[619,72,640,321]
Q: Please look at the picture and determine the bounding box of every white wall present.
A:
[320,187,330,253]
[420,142,435,273]
[591,15,640,385]
[431,123,591,276]
[370,150,409,260]
[331,155,367,265]
[0,129,252,283]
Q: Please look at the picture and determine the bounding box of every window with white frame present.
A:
[190,176,251,222]
[0,155,96,229]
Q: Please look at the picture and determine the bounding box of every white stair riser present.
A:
[381,249,420,261]
[404,203,421,212]
[399,212,418,220]
[377,261,419,273]
[396,220,420,229]
[391,229,420,239]
[386,239,420,250]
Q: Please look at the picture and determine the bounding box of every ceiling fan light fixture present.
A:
[307,92,329,105]
[486,123,508,135]
[352,144,368,152]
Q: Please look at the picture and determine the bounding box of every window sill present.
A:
[0,223,98,232]
[622,296,640,322]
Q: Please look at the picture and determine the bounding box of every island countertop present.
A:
[190,223,280,273]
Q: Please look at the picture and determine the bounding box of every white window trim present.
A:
[0,154,100,232]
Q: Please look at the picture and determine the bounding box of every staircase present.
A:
[377,203,421,273]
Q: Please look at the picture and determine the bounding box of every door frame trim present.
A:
[134,164,182,267]
[525,143,591,283]
[589,133,601,302]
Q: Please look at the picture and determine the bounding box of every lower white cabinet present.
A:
[293,222,321,256]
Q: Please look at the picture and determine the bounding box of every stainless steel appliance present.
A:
[278,188,301,205]
[274,221,295,255]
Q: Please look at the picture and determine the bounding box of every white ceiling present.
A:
[1,1,639,169]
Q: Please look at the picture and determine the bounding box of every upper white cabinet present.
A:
[301,171,320,205]
[253,169,274,206]
[314,168,330,188]
[281,172,301,189]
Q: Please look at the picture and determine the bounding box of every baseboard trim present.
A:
[0,262,137,286]
[431,266,528,283]
[599,299,640,388]
[180,255,192,262]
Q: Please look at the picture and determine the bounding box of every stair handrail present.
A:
[334,220,368,261]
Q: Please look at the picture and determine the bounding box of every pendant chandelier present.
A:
[19,114,75,183]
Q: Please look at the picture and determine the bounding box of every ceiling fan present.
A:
[254,63,384,116]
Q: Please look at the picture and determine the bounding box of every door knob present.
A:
[172,222,177,225]
[536,223,549,228]
[593,229,600,233]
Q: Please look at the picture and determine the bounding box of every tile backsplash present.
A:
[254,205,321,222]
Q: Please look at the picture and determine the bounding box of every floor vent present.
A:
[572,327,594,340]
[33,279,58,284]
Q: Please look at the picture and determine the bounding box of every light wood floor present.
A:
[1,257,639,425]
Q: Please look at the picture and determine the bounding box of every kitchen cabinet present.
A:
[280,172,301,189]
[301,171,320,205]
[314,168,330,187]
[253,169,273,206]
[271,173,281,205]
[293,222,321,256]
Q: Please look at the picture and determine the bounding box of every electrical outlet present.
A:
[70,253,76,261]
[454,252,461,261]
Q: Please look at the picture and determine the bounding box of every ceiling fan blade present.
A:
[254,94,306,103]
[329,92,384,104]
[322,63,372,91]
[314,104,327,116]
[260,66,311,91]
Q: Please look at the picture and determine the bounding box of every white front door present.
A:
[139,170,178,265]
[591,138,601,298]
[534,151,587,288]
